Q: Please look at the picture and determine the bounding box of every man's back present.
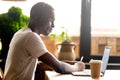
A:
[4,28,47,80]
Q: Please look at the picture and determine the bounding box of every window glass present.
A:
[0,0,81,36]
[91,0,120,56]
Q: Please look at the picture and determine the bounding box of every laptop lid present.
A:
[101,46,111,75]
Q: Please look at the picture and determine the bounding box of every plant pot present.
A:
[56,41,76,61]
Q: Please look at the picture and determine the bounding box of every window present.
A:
[91,0,120,56]
[0,0,81,62]
[80,0,120,69]
[0,0,81,36]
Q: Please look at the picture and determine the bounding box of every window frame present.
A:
[79,0,120,69]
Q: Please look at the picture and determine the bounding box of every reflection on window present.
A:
[91,0,120,56]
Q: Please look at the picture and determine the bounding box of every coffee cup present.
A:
[89,60,102,79]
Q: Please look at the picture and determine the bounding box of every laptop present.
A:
[72,46,111,77]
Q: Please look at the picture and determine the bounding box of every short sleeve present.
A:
[25,32,48,58]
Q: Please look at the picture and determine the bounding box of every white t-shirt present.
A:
[4,28,48,80]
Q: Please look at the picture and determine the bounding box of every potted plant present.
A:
[50,27,76,61]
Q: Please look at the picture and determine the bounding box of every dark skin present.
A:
[36,52,78,80]
[31,17,85,74]
[29,2,85,77]
[30,17,85,73]
[38,52,63,73]
[38,52,78,72]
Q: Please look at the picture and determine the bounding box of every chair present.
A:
[0,68,4,80]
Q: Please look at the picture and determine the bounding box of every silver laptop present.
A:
[72,46,111,77]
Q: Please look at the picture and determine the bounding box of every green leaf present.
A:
[49,34,56,40]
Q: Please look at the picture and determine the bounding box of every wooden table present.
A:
[46,70,120,80]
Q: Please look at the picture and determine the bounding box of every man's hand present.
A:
[74,61,85,71]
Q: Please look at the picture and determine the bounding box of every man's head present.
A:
[28,2,55,35]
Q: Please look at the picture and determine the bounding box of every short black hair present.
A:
[28,2,54,28]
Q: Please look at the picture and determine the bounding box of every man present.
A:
[4,2,85,80]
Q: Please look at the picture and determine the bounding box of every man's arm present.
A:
[38,52,85,74]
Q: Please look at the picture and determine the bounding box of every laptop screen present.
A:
[101,46,111,74]
[71,46,111,76]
